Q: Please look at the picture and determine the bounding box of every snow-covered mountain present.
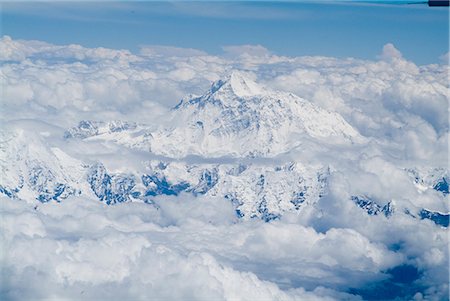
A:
[63,120,153,151]
[0,121,87,203]
[60,71,362,158]
[1,72,448,225]
[149,71,362,158]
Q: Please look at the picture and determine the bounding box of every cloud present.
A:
[1,37,449,300]
[439,51,449,64]
[0,35,139,62]
[4,36,446,139]
[379,43,403,61]
[1,196,365,301]
[265,46,448,147]
[3,186,446,300]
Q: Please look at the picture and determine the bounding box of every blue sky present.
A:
[1,1,449,64]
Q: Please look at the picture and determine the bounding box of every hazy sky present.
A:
[1,1,449,64]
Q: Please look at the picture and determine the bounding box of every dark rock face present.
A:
[88,163,136,205]
[433,177,449,195]
[142,174,189,197]
[419,209,449,227]
[351,196,394,217]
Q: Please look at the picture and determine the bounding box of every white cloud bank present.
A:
[1,190,448,300]
[1,196,366,301]
[0,36,449,300]
[1,35,448,138]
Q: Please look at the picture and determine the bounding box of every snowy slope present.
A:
[64,120,153,151]
[61,71,362,158]
[1,73,448,225]
[0,119,330,220]
[149,71,362,158]
[0,120,87,203]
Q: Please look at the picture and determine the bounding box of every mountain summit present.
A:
[211,71,265,98]
[151,70,362,158]
[175,71,265,110]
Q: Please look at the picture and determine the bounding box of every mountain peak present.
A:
[156,70,363,159]
[210,70,264,98]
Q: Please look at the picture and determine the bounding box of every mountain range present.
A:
[1,71,448,225]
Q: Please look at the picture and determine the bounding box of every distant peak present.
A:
[210,70,264,98]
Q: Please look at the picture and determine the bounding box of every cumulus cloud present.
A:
[265,47,448,156]
[439,51,449,64]
[379,43,403,61]
[1,196,366,301]
[0,35,139,62]
[2,181,447,300]
[1,37,449,300]
[4,36,446,139]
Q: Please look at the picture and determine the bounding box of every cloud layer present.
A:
[1,36,448,300]
[1,36,448,147]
